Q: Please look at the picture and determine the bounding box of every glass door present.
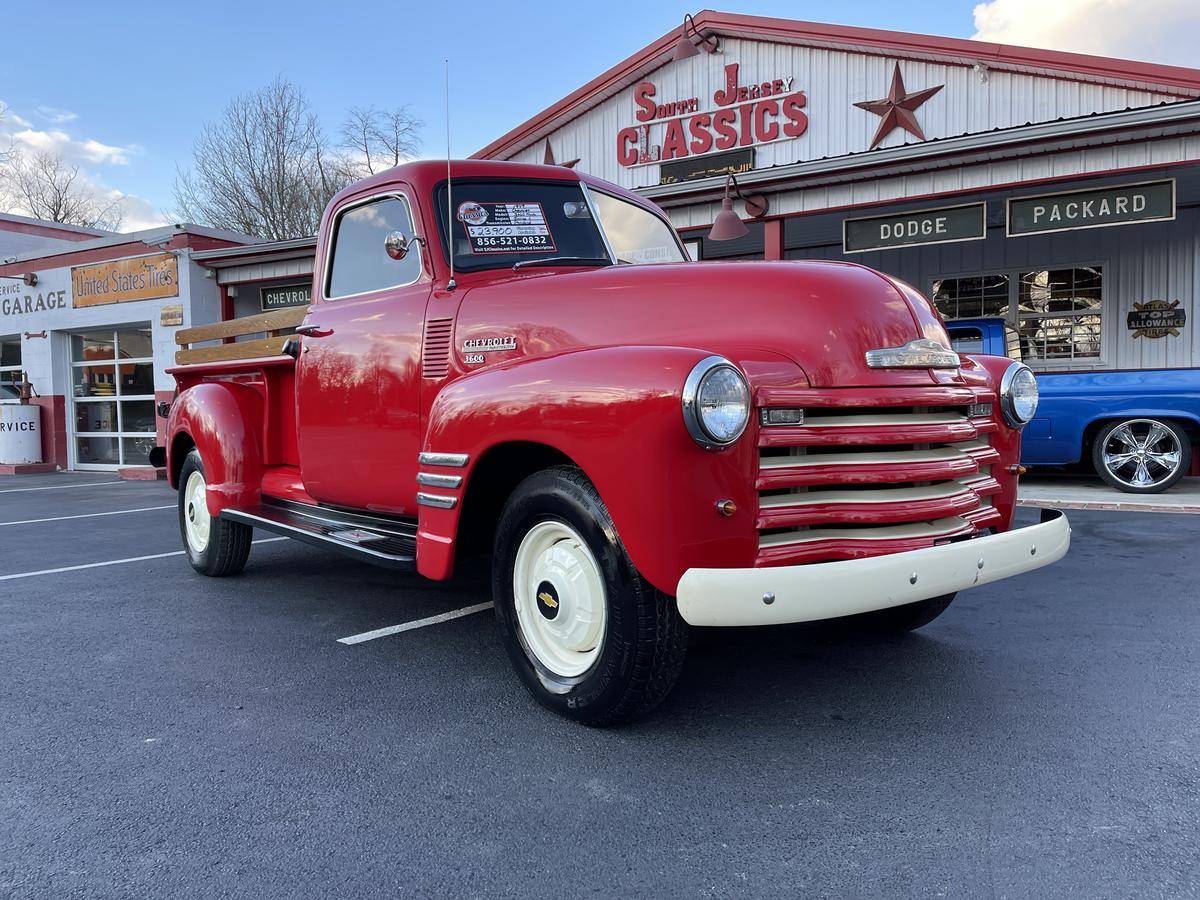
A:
[70,326,157,469]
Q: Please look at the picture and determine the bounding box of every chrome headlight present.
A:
[683,356,750,449]
[1000,362,1039,427]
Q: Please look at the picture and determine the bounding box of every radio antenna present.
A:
[444,58,457,292]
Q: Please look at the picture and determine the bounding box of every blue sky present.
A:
[1,0,1194,230]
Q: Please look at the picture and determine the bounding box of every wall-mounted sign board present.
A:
[1128,299,1186,339]
[72,253,179,308]
[261,283,312,311]
[1007,179,1175,237]
[843,202,986,254]
[659,148,755,185]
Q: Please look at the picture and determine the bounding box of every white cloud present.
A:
[972,0,1200,67]
[35,106,77,124]
[103,189,172,232]
[0,100,167,232]
[9,127,134,166]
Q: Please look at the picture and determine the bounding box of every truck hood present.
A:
[454,260,958,388]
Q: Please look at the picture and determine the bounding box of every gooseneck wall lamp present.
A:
[672,13,720,61]
[708,175,769,242]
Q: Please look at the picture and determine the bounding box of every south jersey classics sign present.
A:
[617,64,808,168]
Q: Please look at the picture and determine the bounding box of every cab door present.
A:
[295,189,431,514]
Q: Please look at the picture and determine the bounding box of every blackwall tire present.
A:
[1092,418,1190,494]
[845,592,957,633]
[492,466,688,726]
[178,449,252,577]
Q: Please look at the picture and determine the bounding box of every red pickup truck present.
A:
[163,159,1070,724]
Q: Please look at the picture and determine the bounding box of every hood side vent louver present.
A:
[422,317,454,379]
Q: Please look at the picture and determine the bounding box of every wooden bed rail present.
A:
[174,306,309,365]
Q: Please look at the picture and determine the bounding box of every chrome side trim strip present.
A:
[418,452,469,467]
[416,492,458,509]
[416,472,463,488]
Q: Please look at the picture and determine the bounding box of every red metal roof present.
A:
[473,9,1200,161]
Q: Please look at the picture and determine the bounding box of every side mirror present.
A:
[384,231,412,260]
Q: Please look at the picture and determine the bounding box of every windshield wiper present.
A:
[512,256,612,271]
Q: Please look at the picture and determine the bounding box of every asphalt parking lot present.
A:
[2,473,1198,898]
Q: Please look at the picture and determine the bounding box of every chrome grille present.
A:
[755,387,1001,566]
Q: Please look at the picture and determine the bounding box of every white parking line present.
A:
[0,537,289,581]
[0,505,175,526]
[0,481,124,494]
[337,602,494,645]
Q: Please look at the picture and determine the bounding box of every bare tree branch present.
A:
[2,148,123,231]
[340,105,422,176]
[174,77,371,240]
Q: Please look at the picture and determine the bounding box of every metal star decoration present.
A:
[854,63,944,150]
[543,140,580,169]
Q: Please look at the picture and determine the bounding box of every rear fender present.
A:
[418,346,763,594]
[166,382,264,517]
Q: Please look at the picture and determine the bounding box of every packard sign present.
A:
[73,253,179,308]
[1007,180,1175,236]
[844,203,986,253]
[617,63,808,168]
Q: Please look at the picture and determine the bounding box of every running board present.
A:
[221,497,417,570]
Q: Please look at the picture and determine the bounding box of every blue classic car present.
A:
[946,317,1198,493]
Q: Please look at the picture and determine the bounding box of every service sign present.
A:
[843,203,986,253]
[261,283,312,311]
[72,253,179,308]
[617,63,808,169]
[1007,180,1175,236]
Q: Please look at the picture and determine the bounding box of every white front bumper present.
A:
[676,509,1070,627]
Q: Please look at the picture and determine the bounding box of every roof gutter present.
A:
[641,99,1200,206]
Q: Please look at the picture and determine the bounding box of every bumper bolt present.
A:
[977,559,985,570]
[909,573,918,585]
[1031,545,1037,556]
[762,592,775,605]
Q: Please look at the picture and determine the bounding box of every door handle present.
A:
[296,323,333,338]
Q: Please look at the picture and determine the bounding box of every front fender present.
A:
[167,382,264,517]
[420,346,763,594]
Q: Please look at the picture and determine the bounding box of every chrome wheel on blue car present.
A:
[1093,417,1190,494]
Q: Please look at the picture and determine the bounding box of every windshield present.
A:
[589,190,686,264]
[435,180,609,273]
[434,179,686,272]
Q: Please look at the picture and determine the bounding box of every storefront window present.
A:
[70,325,156,468]
[931,275,1010,319]
[1017,268,1102,361]
[1,335,21,403]
[931,266,1103,364]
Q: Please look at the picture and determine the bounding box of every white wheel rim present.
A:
[512,521,607,679]
[183,470,211,553]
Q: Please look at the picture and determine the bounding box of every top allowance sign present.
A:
[459,201,556,254]
[1008,180,1175,236]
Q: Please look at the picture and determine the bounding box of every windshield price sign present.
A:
[459,201,557,254]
